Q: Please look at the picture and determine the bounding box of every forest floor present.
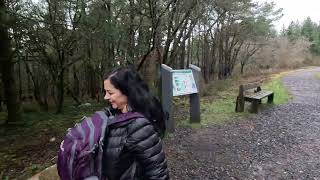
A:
[166,67,320,179]
[1,67,320,179]
[0,103,106,179]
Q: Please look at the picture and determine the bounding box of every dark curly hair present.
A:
[103,66,166,137]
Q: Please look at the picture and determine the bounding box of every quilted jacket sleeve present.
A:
[126,118,169,180]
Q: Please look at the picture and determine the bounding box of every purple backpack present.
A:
[57,109,144,180]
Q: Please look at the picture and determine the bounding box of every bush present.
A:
[22,103,40,113]
[201,79,234,97]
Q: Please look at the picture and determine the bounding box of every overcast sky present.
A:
[256,0,320,31]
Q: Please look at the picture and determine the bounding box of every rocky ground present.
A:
[165,67,320,179]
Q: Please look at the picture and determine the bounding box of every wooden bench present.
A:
[235,83,274,113]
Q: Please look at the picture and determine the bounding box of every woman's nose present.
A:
[104,94,110,100]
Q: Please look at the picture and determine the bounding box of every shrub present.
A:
[22,103,40,113]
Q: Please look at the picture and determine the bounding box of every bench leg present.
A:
[235,98,239,112]
[251,100,259,113]
[268,93,274,103]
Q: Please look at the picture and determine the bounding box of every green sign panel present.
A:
[172,69,198,96]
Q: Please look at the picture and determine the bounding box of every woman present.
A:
[102,66,169,180]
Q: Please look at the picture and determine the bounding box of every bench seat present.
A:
[244,90,273,101]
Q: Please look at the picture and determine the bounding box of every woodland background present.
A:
[2,0,320,178]
[2,0,320,122]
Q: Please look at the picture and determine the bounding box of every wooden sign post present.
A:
[161,64,201,133]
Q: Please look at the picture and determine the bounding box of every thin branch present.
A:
[5,9,75,28]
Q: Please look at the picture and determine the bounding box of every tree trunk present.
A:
[86,64,97,100]
[73,65,80,99]
[240,61,246,74]
[18,55,22,100]
[127,0,135,64]
[0,80,3,112]
[0,59,18,118]
[0,96,2,112]
[24,61,49,111]
[179,40,186,69]
[56,71,65,113]
[196,28,201,67]
[210,42,217,80]
[203,35,210,83]
[186,34,191,67]
[56,50,66,113]
[0,1,22,124]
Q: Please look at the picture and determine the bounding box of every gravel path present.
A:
[165,67,320,180]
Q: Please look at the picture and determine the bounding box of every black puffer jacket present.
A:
[102,117,169,180]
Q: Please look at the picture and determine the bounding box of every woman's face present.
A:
[104,79,128,113]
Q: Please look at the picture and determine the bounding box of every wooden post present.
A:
[189,64,201,123]
[161,64,174,133]
[236,85,245,112]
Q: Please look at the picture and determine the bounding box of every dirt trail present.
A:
[166,67,320,180]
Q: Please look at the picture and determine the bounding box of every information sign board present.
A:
[172,69,198,96]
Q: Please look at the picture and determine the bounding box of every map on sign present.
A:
[172,69,198,96]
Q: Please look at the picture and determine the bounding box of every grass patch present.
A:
[178,70,292,127]
[201,97,251,126]
[315,72,320,80]
[200,82,252,126]
[263,73,292,104]
[176,78,251,128]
